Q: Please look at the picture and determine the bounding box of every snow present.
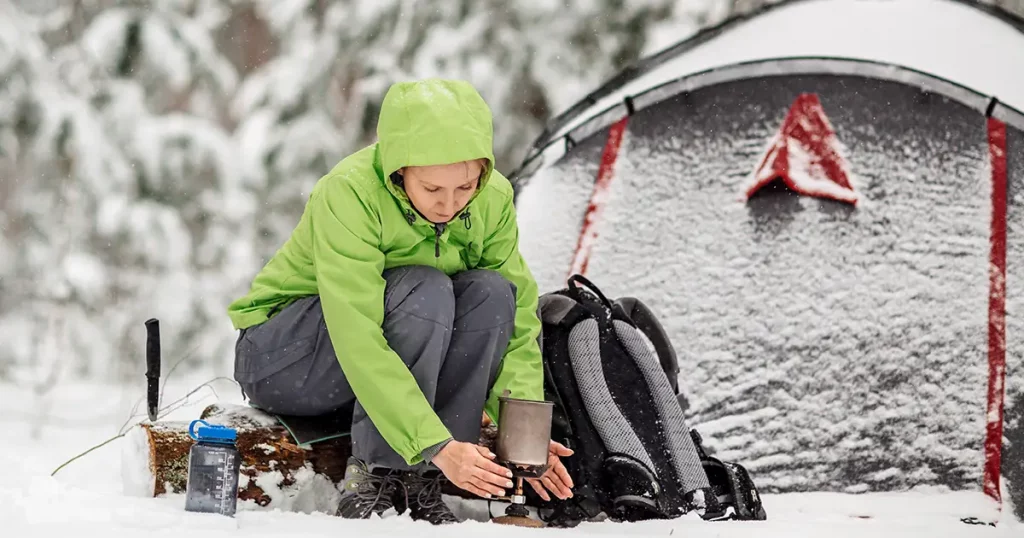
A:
[3,0,1023,534]
[567,119,629,275]
[79,9,133,71]
[82,6,237,99]
[750,138,860,204]
[744,93,861,205]
[121,424,157,498]
[549,0,1024,142]
[2,374,1021,535]
[61,251,109,305]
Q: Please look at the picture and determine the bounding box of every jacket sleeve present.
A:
[478,192,546,423]
[307,179,452,465]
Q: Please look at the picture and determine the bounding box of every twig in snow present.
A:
[48,431,125,478]
[158,343,201,408]
[116,376,233,436]
[114,344,199,436]
[53,376,236,477]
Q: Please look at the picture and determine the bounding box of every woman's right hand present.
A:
[432,440,514,499]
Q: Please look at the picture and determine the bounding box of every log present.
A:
[122,403,499,514]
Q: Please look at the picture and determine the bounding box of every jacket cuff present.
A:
[420,436,454,464]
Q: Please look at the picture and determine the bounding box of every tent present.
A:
[510,0,1024,522]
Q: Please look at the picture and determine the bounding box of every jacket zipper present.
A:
[433,223,445,258]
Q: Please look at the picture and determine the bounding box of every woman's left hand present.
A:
[525,441,574,501]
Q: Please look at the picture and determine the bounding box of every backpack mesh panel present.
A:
[614,320,710,493]
[567,318,657,472]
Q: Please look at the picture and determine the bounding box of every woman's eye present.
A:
[459,185,474,191]
[425,187,440,193]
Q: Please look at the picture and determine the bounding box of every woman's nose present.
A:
[441,193,456,213]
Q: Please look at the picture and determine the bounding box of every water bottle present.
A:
[184,419,240,516]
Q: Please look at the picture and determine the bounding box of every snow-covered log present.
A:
[122,403,498,512]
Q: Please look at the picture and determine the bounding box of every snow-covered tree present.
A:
[0,0,136,387]
[0,0,257,386]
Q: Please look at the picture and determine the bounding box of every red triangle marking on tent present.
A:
[745,93,859,205]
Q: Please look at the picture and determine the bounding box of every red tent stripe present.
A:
[568,116,629,278]
[984,116,1008,505]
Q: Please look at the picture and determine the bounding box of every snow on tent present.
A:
[510,0,1024,524]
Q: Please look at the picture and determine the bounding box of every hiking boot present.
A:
[336,458,407,519]
[402,469,460,525]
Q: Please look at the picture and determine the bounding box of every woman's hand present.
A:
[525,441,575,501]
[432,440,514,499]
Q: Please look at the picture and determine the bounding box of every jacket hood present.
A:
[377,79,496,212]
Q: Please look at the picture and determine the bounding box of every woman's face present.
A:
[400,159,485,224]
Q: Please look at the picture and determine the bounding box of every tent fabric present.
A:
[1005,121,1024,518]
[511,3,1024,521]
[520,0,1024,160]
[744,93,860,204]
[514,57,1024,185]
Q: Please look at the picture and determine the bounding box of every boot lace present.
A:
[405,472,458,524]
[340,465,407,517]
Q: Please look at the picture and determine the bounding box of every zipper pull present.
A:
[434,223,445,258]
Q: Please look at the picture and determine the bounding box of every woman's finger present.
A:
[540,475,565,498]
[540,475,565,499]
[526,478,551,502]
[544,470,573,499]
[473,444,498,460]
[549,440,574,457]
[469,475,507,498]
[472,464,515,489]
[552,459,574,489]
[474,456,514,482]
[461,480,495,500]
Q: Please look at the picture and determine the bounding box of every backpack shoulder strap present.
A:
[614,297,680,395]
[539,292,579,326]
[608,309,710,500]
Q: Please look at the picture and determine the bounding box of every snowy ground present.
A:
[2,374,1020,536]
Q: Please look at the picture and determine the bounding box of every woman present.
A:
[227,79,573,524]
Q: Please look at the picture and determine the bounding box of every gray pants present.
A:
[233,265,516,469]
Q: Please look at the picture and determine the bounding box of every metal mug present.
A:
[495,393,554,478]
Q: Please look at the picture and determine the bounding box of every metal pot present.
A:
[495,393,554,478]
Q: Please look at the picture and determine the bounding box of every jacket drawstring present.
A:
[460,211,472,230]
[405,207,455,258]
[434,223,445,257]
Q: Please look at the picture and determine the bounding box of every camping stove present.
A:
[491,392,553,528]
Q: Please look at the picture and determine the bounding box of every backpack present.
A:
[530,275,767,526]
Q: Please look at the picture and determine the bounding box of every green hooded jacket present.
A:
[227,79,545,466]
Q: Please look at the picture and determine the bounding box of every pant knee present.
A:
[383,265,455,327]
[452,269,517,327]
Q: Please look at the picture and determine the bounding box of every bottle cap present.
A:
[188,419,237,442]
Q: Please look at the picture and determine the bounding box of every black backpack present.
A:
[530,275,767,526]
